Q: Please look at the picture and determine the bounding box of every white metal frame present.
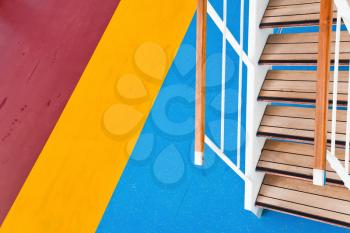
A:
[199,0,350,217]
[326,0,350,189]
[205,1,252,181]
[244,0,271,215]
[202,0,272,216]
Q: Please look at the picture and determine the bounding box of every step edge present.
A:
[256,201,350,229]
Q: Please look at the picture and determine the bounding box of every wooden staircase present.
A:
[255,0,350,228]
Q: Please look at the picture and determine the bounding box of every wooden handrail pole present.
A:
[194,0,207,166]
[314,0,333,186]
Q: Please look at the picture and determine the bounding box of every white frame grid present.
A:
[204,0,253,183]
[203,0,272,216]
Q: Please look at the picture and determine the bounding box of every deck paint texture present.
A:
[0,0,196,232]
[0,0,120,224]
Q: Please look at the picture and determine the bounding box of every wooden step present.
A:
[259,32,350,65]
[258,70,349,105]
[256,175,350,228]
[257,105,347,145]
[260,0,340,28]
[257,140,349,185]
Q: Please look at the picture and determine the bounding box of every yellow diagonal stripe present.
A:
[0,1,196,232]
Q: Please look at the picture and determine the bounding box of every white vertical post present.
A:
[220,0,227,152]
[346,61,350,173]
[236,0,245,170]
[331,13,341,159]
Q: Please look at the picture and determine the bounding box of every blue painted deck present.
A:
[97,1,349,232]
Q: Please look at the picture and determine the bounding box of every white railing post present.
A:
[346,62,350,173]
[330,13,341,159]
[236,0,245,170]
[220,0,227,152]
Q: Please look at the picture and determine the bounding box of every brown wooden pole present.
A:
[314,0,333,185]
[194,0,207,166]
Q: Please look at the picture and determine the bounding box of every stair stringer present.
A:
[244,0,272,216]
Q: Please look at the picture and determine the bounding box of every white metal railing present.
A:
[204,0,254,182]
[327,0,350,189]
[198,0,270,216]
[203,0,272,216]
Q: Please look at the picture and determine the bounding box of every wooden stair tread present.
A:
[257,105,347,145]
[260,0,341,28]
[258,70,349,105]
[256,175,350,228]
[257,140,349,185]
[259,32,350,65]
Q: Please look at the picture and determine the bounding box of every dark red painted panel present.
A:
[0,0,120,224]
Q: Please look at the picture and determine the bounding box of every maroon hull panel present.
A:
[0,0,120,223]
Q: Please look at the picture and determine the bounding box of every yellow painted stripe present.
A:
[0,1,196,232]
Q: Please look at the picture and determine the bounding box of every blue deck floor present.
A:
[97,1,350,232]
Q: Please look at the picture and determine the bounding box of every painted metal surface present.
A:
[0,0,120,224]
